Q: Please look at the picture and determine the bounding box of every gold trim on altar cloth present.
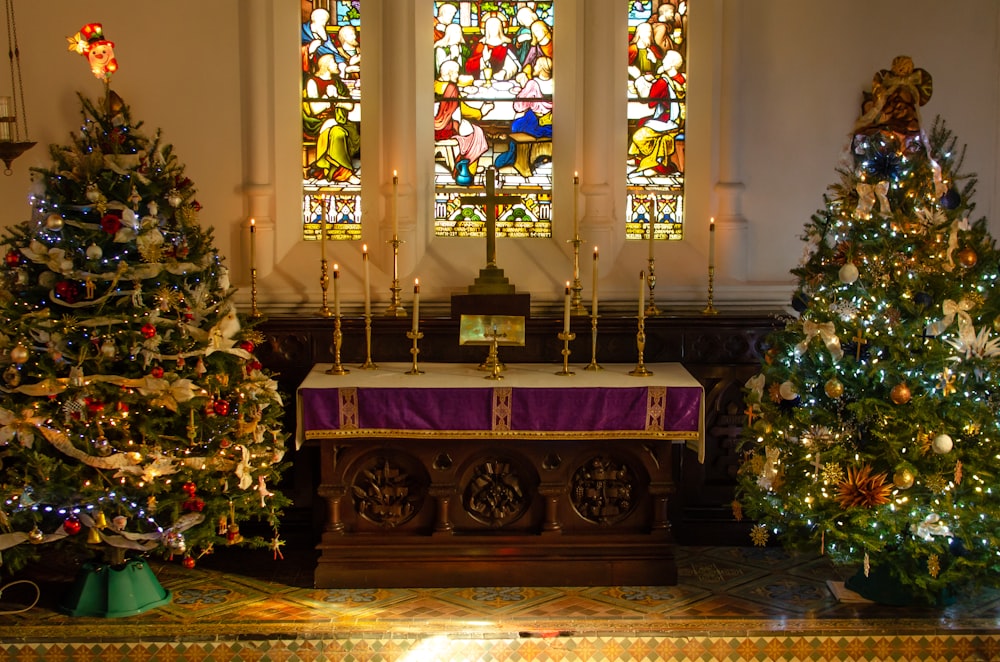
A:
[646,386,666,431]
[340,387,359,430]
[492,387,512,431]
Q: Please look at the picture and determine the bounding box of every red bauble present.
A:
[247,360,262,372]
[213,399,230,416]
[183,497,205,513]
[182,556,196,569]
[5,249,21,267]
[63,516,83,535]
[140,323,157,339]
[239,340,255,353]
[150,365,165,379]
[182,481,197,495]
[85,397,105,414]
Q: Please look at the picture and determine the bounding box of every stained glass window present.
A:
[302,1,362,241]
[433,1,554,238]
[626,1,687,242]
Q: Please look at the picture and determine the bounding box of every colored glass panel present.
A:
[626,1,687,241]
[433,1,554,238]
[302,1,362,241]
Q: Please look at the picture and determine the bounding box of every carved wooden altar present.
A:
[297,362,702,588]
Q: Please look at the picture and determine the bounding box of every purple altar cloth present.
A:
[297,363,704,460]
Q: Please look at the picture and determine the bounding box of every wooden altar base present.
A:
[451,292,531,318]
[315,534,677,588]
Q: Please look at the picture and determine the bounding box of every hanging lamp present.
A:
[0,0,34,174]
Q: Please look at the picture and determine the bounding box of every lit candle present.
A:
[638,270,646,320]
[362,244,371,318]
[392,170,399,238]
[0,96,11,141]
[563,282,571,334]
[412,278,420,333]
[573,172,579,239]
[333,263,341,318]
[591,247,599,317]
[648,218,655,261]
[249,218,256,271]
[709,216,716,269]
[320,199,327,262]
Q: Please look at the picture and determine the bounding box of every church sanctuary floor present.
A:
[2,542,999,662]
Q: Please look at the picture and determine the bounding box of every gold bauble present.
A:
[893,468,915,489]
[824,378,844,399]
[957,247,978,268]
[9,344,29,364]
[27,526,45,544]
[889,382,912,405]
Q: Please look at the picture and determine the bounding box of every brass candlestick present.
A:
[249,267,262,319]
[359,313,378,369]
[703,265,719,315]
[482,331,505,380]
[405,330,424,375]
[556,331,576,375]
[384,236,406,317]
[325,316,350,375]
[629,315,653,376]
[568,236,587,315]
[645,256,661,316]
[318,259,333,317]
[584,315,602,371]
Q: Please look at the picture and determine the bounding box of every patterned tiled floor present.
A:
[1,544,999,661]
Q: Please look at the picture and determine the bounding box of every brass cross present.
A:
[459,166,520,268]
[744,404,758,426]
[852,328,867,360]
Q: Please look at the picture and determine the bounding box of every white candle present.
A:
[648,218,655,260]
[709,216,716,269]
[320,199,327,262]
[563,282,571,334]
[392,170,399,238]
[333,263,341,318]
[591,247,599,317]
[0,96,11,141]
[362,244,371,317]
[573,172,579,239]
[249,218,256,271]
[412,278,420,333]
[638,270,646,319]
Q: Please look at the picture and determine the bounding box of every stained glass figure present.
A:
[302,1,362,241]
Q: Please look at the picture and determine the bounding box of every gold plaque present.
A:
[459,315,526,346]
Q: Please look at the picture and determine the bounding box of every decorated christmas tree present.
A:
[736,56,1000,605]
[0,24,289,577]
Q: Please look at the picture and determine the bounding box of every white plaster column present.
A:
[580,0,622,256]
[714,0,747,282]
[239,0,276,280]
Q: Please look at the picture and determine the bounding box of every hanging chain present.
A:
[4,0,27,140]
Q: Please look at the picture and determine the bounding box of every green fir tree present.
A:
[0,92,290,573]
[737,56,1000,604]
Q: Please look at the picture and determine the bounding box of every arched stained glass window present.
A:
[302,1,362,241]
[626,1,687,242]
[433,1,553,239]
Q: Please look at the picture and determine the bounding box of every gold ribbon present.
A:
[795,320,844,362]
[929,298,974,338]
[854,181,890,219]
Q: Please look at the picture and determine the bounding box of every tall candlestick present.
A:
[412,278,420,333]
[392,170,399,238]
[709,216,716,269]
[591,247,599,317]
[249,218,256,270]
[333,263,341,318]
[362,244,371,317]
[563,282,571,334]
[573,172,579,239]
[648,218,655,260]
[638,270,646,319]
[320,199,327,262]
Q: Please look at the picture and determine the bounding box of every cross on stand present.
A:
[460,166,522,294]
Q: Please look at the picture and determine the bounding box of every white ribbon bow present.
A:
[795,320,844,362]
[928,298,974,338]
[854,181,890,219]
[912,513,951,542]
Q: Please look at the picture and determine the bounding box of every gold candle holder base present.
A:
[318,259,333,318]
[249,267,262,319]
[568,236,588,315]
[325,318,350,375]
[405,330,424,375]
[359,314,378,370]
[556,331,576,375]
[584,315,602,371]
[629,316,654,377]
[482,337,504,380]
[702,265,719,315]
[645,256,661,317]
[383,236,407,317]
